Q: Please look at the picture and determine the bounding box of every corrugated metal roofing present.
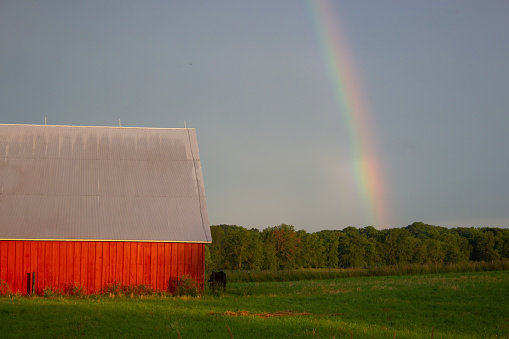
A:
[0,124,211,242]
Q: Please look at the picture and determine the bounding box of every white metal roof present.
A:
[0,124,211,242]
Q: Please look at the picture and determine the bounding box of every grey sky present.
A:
[1,1,508,232]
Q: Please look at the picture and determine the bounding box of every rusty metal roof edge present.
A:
[0,123,195,130]
[0,238,211,243]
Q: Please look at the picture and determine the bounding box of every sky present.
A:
[1,1,508,232]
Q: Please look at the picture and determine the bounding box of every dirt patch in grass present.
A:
[209,310,310,318]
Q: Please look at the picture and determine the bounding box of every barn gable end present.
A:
[0,124,211,294]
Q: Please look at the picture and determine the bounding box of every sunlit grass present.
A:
[1,270,508,338]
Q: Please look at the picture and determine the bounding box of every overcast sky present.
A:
[1,1,508,232]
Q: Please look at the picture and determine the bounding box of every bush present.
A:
[0,279,11,296]
[99,282,156,297]
[168,275,200,297]
[100,282,124,296]
[123,284,155,296]
[42,286,62,297]
[63,283,86,297]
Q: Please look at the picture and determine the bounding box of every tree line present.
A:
[206,222,509,270]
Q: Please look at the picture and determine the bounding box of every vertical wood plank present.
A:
[95,242,103,292]
[102,242,109,284]
[164,243,171,291]
[54,242,61,290]
[36,241,44,294]
[110,242,117,284]
[73,242,81,285]
[170,243,178,282]
[185,243,192,278]
[12,242,18,293]
[178,243,185,277]
[0,241,8,282]
[131,243,138,285]
[23,241,31,292]
[186,243,192,277]
[15,241,23,293]
[124,242,132,285]
[30,241,38,287]
[67,242,74,286]
[143,243,151,287]
[157,243,165,291]
[59,242,66,290]
[87,242,96,293]
[150,243,157,289]
[191,243,198,278]
[51,241,58,288]
[188,243,194,278]
[44,242,52,291]
[59,242,66,289]
[80,242,88,291]
[115,242,122,284]
[7,242,15,292]
[188,244,193,277]
[136,243,143,285]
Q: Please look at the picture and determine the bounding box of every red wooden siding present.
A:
[0,241,205,295]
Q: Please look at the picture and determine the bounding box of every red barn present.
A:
[0,124,211,294]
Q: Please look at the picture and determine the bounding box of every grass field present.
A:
[223,260,509,283]
[1,270,508,338]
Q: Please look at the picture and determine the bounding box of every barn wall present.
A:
[0,240,205,294]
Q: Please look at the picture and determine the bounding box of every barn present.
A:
[0,124,211,294]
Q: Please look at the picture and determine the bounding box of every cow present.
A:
[208,271,227,292]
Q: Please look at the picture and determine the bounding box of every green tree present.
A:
[424,238,446,263]
[296,231,325,268]
[498,229,509,259]
[247,230,264,270]
[338,231,370,268]
[378,228,415,265]
[358,226,381,266]
[208,225,226,269]
[204,245,213,270]
[364,237,381,266]
[295,231,310,268]
[261,228,278,270]
[406,222,444,240]
[270,224,301,269]
[360,226,379,239]
[412,239,428,264]
[443,233,470,263]
[452,227,479,261]
[319,231,339,269]
[211,222,509,270]
[489,228,509,259]
[223,226,251,270]
[472,230,500,261]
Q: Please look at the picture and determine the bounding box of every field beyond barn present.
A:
[1,271,508,338]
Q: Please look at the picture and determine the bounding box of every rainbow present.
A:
[306,0,391,228]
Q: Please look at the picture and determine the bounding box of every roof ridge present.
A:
[0,123,194,130]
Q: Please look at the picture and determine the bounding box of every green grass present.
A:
[222,260,509,283]
[1,271,508,338]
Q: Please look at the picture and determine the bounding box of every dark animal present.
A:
[208,271,227,291]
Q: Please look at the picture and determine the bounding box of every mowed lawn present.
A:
[1,271,508,338]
